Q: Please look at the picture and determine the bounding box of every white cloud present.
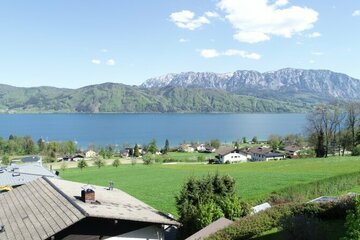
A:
[101,48,108,53]
[308,32,321,38]
[217,0,319,43]
[179,38,190,43]
[353,10,360,16]
[200,49,220,58]
[200,48,261,60]
[311,51,323,56]
[106,59,116,66]
[91,59,101,65]
[204,11,220,18]
[274,0,288,7]
[224,49,262,59]
[170,10,219,30]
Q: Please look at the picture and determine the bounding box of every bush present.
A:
[207,199,355,240]
[176,174,249,238]
[112,158,120,167]
[143,153,155,165]
[281,215,325,240]
[77,159,88,170]
[342,197,360,240]
[93,157,105,168]
[352,145,360,156]
[1,154,11,165]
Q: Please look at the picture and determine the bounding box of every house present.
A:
[193,143,207,152]
[0,163,58,190]
[284,145,301,158]
[204,146,216,153]
[307,196,338,203]
[21,155,42,164]
[185,217,233,240]
[0,177,179,240]
[63,153,85,161]
[250,147,285,161]
[178,144,195,153]
[239,147,252,160]
[215,147,247,164]
[85,149,97,158]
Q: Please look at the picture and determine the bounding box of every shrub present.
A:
[93,157,105,168]
[1,154,11,165]
[281,215,325,240]
[176,174,249,238]
[207,199,355,240]
[342,197,360,240]
[112,158,120,167]
[77,159,88,171]
[143,153,155,165]
[352,145,360,156]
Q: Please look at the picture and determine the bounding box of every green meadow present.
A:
[60,156,360,216]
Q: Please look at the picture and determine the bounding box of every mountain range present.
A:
[1,68,359,113]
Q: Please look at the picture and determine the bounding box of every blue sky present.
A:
[0,0,359,88]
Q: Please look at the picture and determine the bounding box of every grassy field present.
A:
[60,156,360,216]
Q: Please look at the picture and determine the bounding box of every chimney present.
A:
[81,185,95,203]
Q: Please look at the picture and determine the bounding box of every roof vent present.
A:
[81,185,95,203]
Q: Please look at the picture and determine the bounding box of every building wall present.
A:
[220,153,247,163]
[107,225,164,240]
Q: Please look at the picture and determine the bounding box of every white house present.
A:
[216,147,247,164]
[250,147,285,161]
[193,143,207,152]
[85,150,97,158]
[178,144,195,153]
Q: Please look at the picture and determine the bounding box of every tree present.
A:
[147,139,158,154]
[37,138,45,152]
[210,139,221,149]
[163,139,170,154]
[1,154,10,165]
[64,141,76,155]
[112,158,120,167]
[346,103,359,150]
[176,174,249,238]
[242,137,247,144]
[342,197,360,240]
[252,136,258,144]
[143,153,155,165]
[315,129,326,157]
[268,135,282,151]
[23,136,35,154]
[77,159,88,171]
[60,161,67,171]
[94,157,105,168]
[134,144,140,157]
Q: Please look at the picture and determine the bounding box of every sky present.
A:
[0,0,359,88]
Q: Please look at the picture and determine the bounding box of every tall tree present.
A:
[163,139,170,154]
[147,139,157,154]
[134,144,140,157]
[346,103,359,150]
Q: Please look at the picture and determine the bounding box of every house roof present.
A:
[216,147,235,156]
[252,202,271,214]
[284,145,301,152]
[46,178,179,226]
[0,163,58,187]
[0,178,85,240]
[185,217,233,240]
[0,177,179,240]
[249,147,272,155]
[21,156,41,163]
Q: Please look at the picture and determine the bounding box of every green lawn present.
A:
[165,151,215,161]
[60,156,360,216]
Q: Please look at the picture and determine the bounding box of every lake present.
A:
[0,113,306,148]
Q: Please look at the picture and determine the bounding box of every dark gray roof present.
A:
[21,156,41,163]
[185,217,233,240]
[0,177,179,240]
[0,178,85,240]
[0,163,58,187]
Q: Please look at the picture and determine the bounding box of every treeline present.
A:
[0,135,77,162]
[306,103,360,157]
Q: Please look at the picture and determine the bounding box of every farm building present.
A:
[284,145,301,158]
[178,144,195,153]
[250,147,285,161]
[0,177,179,240]
[85,150,97,158]
[215,147,247,164]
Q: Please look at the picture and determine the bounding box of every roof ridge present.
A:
[42,176,89,217]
